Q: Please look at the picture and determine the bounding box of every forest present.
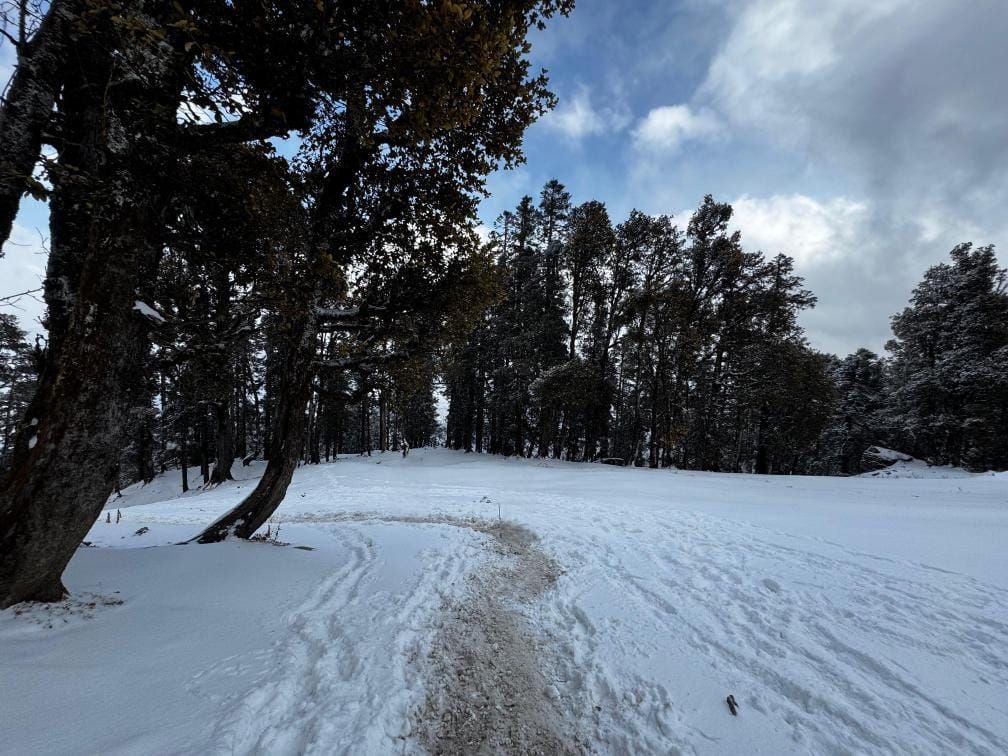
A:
[0,0,1006,611]
[444,186,1008,476]
[4,178,1007,492]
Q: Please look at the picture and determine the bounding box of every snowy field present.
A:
[1,449,1006,754]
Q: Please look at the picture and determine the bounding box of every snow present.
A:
[2,450,1007,754]
[865,445,914,463]
[132,300,166,323]
[860,457,978,479]
[858,446,979,479]
[315,306,360,318]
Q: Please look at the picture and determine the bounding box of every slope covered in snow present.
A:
[2,449,1006,754]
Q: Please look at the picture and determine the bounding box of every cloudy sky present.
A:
[480,0,1008,355]
[2,0,1006,355]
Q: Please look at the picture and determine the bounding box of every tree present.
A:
[444,190,837,473]
[195,0,570,542]
[563,201,614,359]
[0,314,37,468]
[886,244,1008,469]
[0,0,572,606]
[0,0,79,245]
[817,349,887,474]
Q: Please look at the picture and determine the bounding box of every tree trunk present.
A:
[199,411,210,485]
[0,0,77,247]
[0,16,183,606]
[180,422,189,493]
[0,185,157,608]
[379,389,387,452]
[195,313,318,543]
[209,400,234,483]
[159,372,168,473]
[194,91,366,543]
[474,368,485,452]
[235,380,247,459]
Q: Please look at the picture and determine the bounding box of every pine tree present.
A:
[886,244,1008,469]
[817,349,887,474]
[0,314,37,469]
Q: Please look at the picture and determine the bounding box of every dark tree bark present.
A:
[235,380,247,459]
[474,367,485,453]
[196,312,319,542]
[0,178,160,606]
[378,389,387,452]
[209,271,235,483]
[199,411,210,485]
[0,10,189,607]
[209,400,234,483]
[0,0,77,248]
[180,422,189,493]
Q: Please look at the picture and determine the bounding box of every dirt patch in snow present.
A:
[8,592,124,629]
[272,511,584,752]
[411,518,583,756]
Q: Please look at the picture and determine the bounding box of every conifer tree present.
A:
[886,244,1008,469]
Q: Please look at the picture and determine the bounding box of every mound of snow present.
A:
[863,445,914,464]
[861,458,976,479]
[860,446,976,479]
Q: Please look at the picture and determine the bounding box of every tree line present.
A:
[0,0,572,608]
[444,181,1008,475]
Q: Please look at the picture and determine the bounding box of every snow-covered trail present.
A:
[202,521,482,754]
[2,449,1006,754]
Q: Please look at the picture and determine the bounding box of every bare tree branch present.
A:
[0,285,42,304]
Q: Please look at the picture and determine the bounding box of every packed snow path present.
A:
[1,450,1006,754]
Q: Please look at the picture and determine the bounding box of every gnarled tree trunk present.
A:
[0,9,184,608]
[0,230,155,606]
[209,400,234,484]
[0,0,77,247]
[196,311,319,542]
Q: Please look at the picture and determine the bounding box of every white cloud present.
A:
[681,0,1008,354]
[539,85,630,140]
[632,104,722,153]
[726,193,886,355]
[729,193,869,267]
[720,192,1008,356]
[474,223,492,245]
[0,220,48,338]
[699,0,1008,215]
[700,0,911,142]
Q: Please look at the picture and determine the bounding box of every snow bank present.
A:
[861,458,977,479]
[859,445,977,479]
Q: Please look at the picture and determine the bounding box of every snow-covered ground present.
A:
[2,449,1006,754]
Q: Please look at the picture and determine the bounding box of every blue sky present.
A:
[3,0,1007,355]
[478,0,1008,355]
